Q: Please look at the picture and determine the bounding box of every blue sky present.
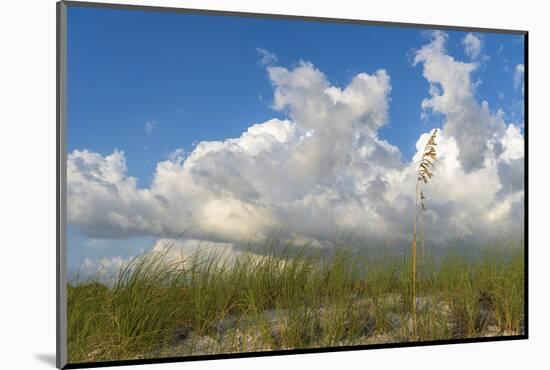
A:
[66,5,525,276]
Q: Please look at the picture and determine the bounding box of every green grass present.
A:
[67,240,525,363]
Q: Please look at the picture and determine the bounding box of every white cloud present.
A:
[151,238,240,262]
[145,120,156,135]
[514,64,525,94]
[256,48,278,66]
[76,238,268,280]
[68,36,524,248]
[79,255,129,280]
[67,149,165,237]
[462,33,482,60]
[409,31,524,238]
[414,31,506,173]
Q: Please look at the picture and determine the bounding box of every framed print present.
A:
[57,1,528,368]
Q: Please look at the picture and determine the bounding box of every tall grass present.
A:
[67,240,524,363]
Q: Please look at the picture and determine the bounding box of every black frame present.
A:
[56,1,529,369]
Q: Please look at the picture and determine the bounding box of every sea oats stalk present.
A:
[411,128,438,336]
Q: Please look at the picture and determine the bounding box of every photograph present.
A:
[61,2,526,366]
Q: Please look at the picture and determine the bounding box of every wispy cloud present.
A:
[462,32,490,63]
[462,33,482,59]
[256,48,278,66]
[144,120,156,135]
[514,64,525,94]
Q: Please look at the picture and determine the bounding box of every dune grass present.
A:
[67,240,524,363]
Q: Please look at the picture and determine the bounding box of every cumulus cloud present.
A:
[414,31,507,173]
[409,31,524,238]
[67,149,165,237]
[68,33,524,248]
